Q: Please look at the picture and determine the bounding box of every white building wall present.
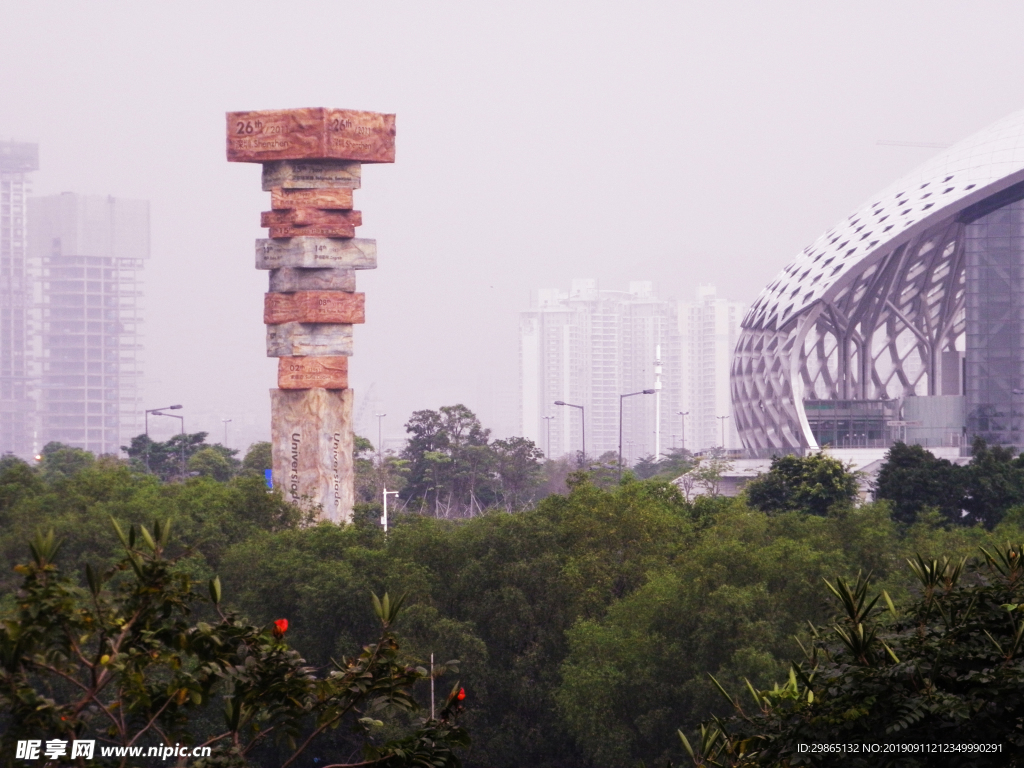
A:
[520,280,681,462]
[679,285,744,453]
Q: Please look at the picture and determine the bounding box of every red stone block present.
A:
[271,188,354,210]
[226,108,395,163]
[261,209,362,238]
[278,356,349,389]
[264,291,366,325]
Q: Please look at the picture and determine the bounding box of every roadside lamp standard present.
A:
[619,389,656,479]
[382,488,400,535]
[374,413,386,465]
[542,415,555,458]
[1013,390,1024,447]
[677,411,689,452]
[554,401,585,465]
[144,404,182,472]
[716,415,730,449]
[222,418,232,446]
[151,407,185,478]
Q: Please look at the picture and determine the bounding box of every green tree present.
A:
[655,447,697,480]
[490,436,544,511]
[401,405,493,516]
[0,455,42,521]
[874,441,967,524]
[556,501,894,766]
[122,431,212,481]
[0,524,469,768]
[633,454,661,479]
[189,446,234,481]
[676,448,733,501]
[963,437,1024,528]
[684,549,1024,767]
[39,441,95,479]
[745,452,858,516]
[241,441,272,474]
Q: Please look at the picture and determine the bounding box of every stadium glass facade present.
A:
[732,109,1024,457]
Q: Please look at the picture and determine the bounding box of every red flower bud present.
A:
[457,687,466,701]
[273,618,289,637]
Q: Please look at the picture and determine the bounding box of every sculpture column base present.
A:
[270,388,354,523]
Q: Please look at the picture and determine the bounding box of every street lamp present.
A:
[1012,390,1024,447]
[222,418,232,447]
[554,401,585,464]
[144,404,182,472]
[677,411,689,452]
[716,415,730,449]
[375,413,386,465]
[542,415,555,458]
[620,389,656,478]
[151,408,185,478]
[382,488,400,535]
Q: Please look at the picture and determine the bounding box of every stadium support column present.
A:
[226,108,396,522]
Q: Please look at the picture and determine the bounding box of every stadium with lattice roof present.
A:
[732,109,1024,456]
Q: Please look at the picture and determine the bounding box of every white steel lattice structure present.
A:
[733,109,1024,455]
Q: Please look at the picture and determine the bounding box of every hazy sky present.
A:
[2,1,1023,450]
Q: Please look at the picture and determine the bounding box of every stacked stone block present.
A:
[226,107,395,522]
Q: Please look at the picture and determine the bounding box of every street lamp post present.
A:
[554,401,585,465]
[619,389,656,479]
[542,415,555,458]
[716,415,730,449]
[382,488,400,535]
[375,413,386,465]
[152,409,185,477]
[1012,389,1024,449]
[677,411,689,452]
[222,418,232,447]
[145,404,182,472]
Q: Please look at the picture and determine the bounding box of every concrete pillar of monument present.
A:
[226,108,396,523]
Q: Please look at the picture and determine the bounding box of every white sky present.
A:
[2,1,1023,449]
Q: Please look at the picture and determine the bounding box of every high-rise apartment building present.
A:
[0,142,39,457]
[27,193,148,455]
[679,285,743,452]
[520,279,681,463]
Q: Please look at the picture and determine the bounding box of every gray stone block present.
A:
[269,267,356,292]
[255,238,377,270]
[261,159,361,190]
[266,322,354,357]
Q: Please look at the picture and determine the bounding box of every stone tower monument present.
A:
[226,108,396,522]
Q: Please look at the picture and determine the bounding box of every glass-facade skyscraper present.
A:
[965,191,1024,447]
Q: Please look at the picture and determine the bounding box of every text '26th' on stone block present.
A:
[278,356,349,389]
[255,238,377,270]
[271,387,354,523]
[269,267,355,293]
[227,108,396,163]
[264,291,365,325]
[266,322,354,357]
[261,160,361,191]
[261,209,362,238]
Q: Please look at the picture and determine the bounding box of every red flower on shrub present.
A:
[457,687,466,701]
[273,618,289,638]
